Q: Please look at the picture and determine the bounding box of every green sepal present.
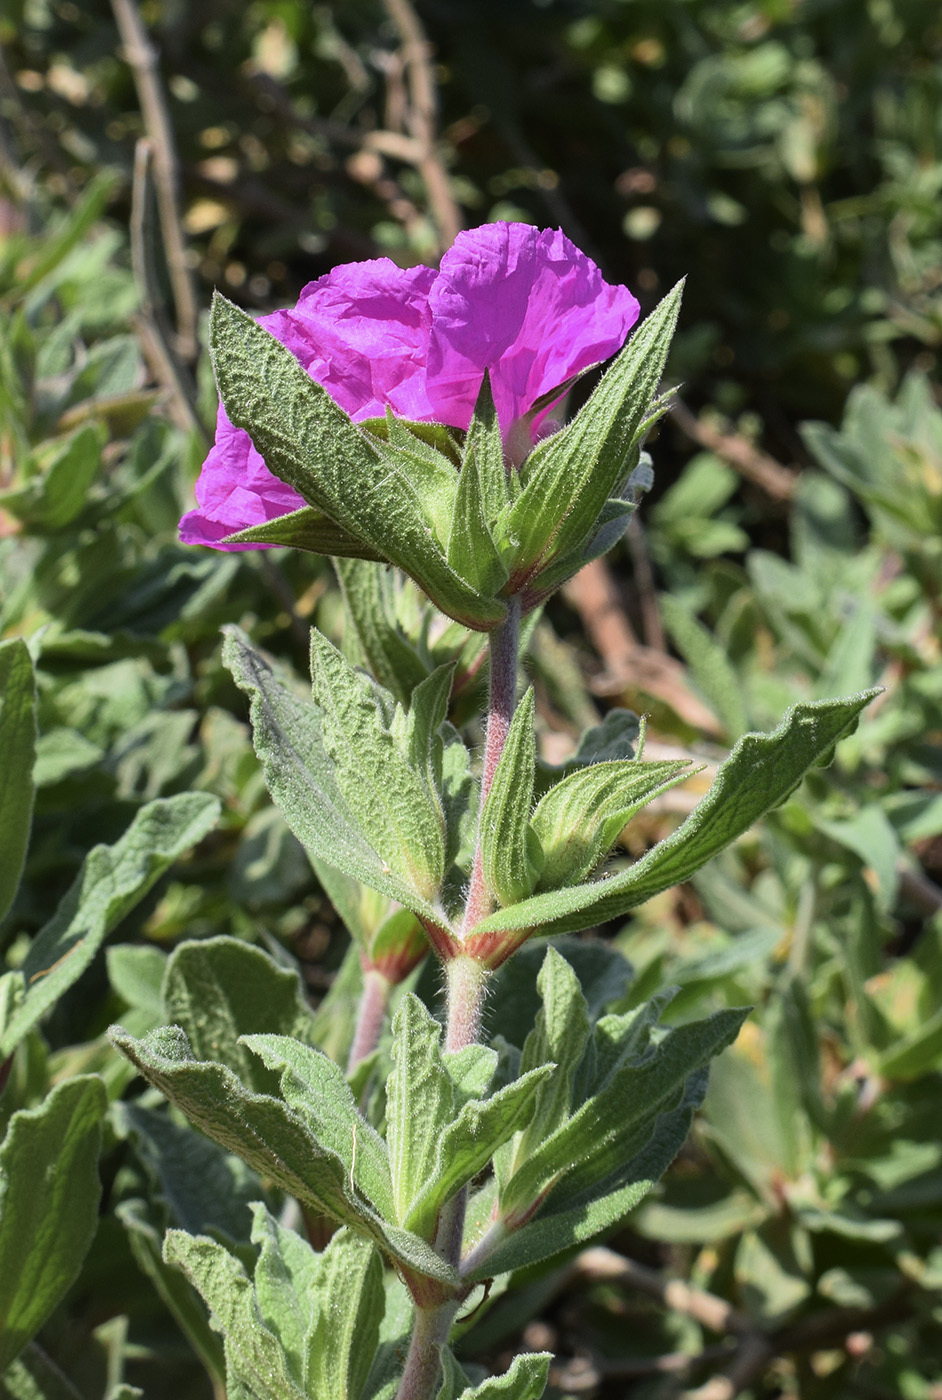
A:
[479,689,543,908]
[209,295,506,630]
[461,371,513,528]
[223,505,386,559]
[469,690,879,939]
[529,758,690,892]
[0,1076,108,1371]
[503,282,683,584]
[310,628,447,902]
[447,376,510,594]
[0,638,36,931]
[0,793,220,1058]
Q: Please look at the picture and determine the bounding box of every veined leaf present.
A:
[530,758,689,891]
[468,691,878,941]
[310,629,446,901]
[386,995,455,1229]
[223,504,386,558]
[222,627,439,921]
[0,1076,107,1371]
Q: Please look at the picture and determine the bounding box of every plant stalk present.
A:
[461,598,521,937]
[347,967,391,1072]
[394,1298,458,1400]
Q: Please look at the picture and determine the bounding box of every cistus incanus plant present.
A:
[110,222,875,1400]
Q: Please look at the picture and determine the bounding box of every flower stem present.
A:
[461,598,521,936]
[347,967,391,1073]
[444,954,489,1053]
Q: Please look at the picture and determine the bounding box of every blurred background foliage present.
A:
[0,0,941,1397]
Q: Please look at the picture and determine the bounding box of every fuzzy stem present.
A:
[394,1299,458,1400]
[347,967,391,1073]
[444,954,489,1054]
[461,599,521,935]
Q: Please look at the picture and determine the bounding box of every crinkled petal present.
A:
[425,223,640,439]
[263,259,437,421]
[179,406,306,551]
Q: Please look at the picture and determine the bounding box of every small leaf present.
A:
[457,1353,550,1400]
[386,995,455,1230]
[660,594,748,738]
[0,1076,107,1370]
[335,559,431,706]
[0,793,220,1057]
[480,689,541,908]
[530,758,689,891]
[310,629,447,901]
[243,1034,394,1221]
[0,639,36,930]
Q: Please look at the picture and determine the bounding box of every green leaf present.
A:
[504,283,682,579]
[302,1226,384,1400]
[480,689,541,908]
[405,1061,554,1241]
[0,1343,88,1400]
[335,559,432,706]
[259,1204,395,1389]
[0,793,220,1057]
[209,295,505,630]
[110,1025,456,1288]
[0,639,36,930]
[116,1198,226,1390]
[310,629,446,901]
[465,1066,710,1280]
[163,937,317,1095]
[467,691,878,942]
[457,1354,550,1400]
[243,1034,394,1221]
[387,995,455,1230]
[223,505,386,559]
[529,758,689,892]
[508,948,591,1174]
[0,1076,107,1370]
[222,626,438,920]
[503,1007,747,1217]
[162,1232,308,1400]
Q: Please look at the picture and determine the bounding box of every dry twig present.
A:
[672,398,798,503]
[111,0,198,360]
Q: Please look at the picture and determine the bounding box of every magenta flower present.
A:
[180,222,640,551]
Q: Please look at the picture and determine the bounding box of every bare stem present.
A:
[461,599,520,936]
[347,968,392,1073]
[394,1299,457,1400]
[444,955,488,1054]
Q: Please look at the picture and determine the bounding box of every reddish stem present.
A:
[347,967,391,1073]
